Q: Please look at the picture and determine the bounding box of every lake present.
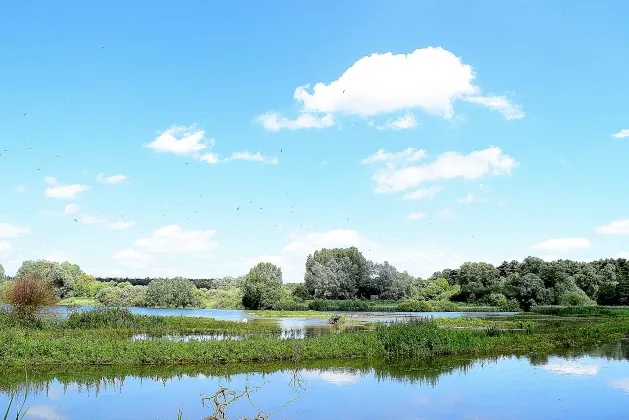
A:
[53,306,517,331]
[2,341,629,419]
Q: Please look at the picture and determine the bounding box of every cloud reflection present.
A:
[26,405,63,420]
[609,379,629,394]
[542,361,600,376]
[301,369,361,386]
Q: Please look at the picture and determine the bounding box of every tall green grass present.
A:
[531,306,629,317]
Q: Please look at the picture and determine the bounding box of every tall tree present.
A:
[242,262,283,309]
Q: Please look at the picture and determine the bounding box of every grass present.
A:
[531,306,629,317]
[1,307,628,368]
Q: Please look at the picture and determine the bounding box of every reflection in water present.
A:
[3,340,629,419]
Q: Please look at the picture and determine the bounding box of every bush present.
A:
[430,300,460,312]
[396,300,433,312]
[65,307,164,329]
[16,260,75,298]
[95,285,147,307]
[144,278,201,308]
[3,275,57,316]
[558,290,596,306]
[205,287,244,309]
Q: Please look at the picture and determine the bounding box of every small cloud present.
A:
[81,215,106,225]
[0,222,30,238]
[402,186,444,200]
[0,241,12,253]
[108,221,136,230]
[14,186,25,193]
[62,204,79,216]
[530,238,591,252]
[97,173,128,184]
[457,193,476,204]
[479,184,488,192]
[257,112,334,131]
[375,113,419,130]
[362,148,426,165]
[464,95,525,120]
[543,361,600,376]
[146,125,213,155]
[246,255,284,266]
[321,161,328,166]
[225,151,278,165]
[612,129,629,139]
[609,378,629,394]
[45,181,90,199]
[439,208,455,219]
[199,153,221,164]
[23,405,63,420]
[405,212,426,220]
[595,219,629,235]
[616,252,629,259]
[44,176,58,186]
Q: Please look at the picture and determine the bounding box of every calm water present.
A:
[3,342,629,420]
[54,306,517,330]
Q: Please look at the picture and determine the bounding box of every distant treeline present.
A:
[94,277,225,289]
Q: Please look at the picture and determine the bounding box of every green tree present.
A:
[385,271,415,300]
[304,247,368,298]
[242,262,283,309]
[16,260,74,298]
[457,262,500,302]
[291,284,310,301]
[145,277,201,308]
[0,263,5,280]
[504,273,552,311]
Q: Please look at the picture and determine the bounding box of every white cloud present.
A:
[97,173,128,184]
[616,252,629,259]
[113,249,155,267]
[530,238,591,252]
[464,95,524,120]
[44,176,58,186]
[301,370,361,386]
[457,193,476,204]
[595,219,629,235]
[257,112,335,131]
[0,241,12,253]
[281,229,379,255]
[376,113,419,130]
[609,379,629,394]
[24,405,63,420]
[108,221,136,230]
[14,185,25,193]
[612,129,629,139]
[146,125,214,155]
[405,212,426,220]
[367,146,517,193]
[361,147,426,165]
[226,151,278,165]
[543,361,600,376]
[133,225,218,255]
[62,204,79,216]
[439,208,455,219]
[81,215,106,224]
[45,183,90,199]
[264,47,521,128]
[402,186,444,200]
[0,222,30,238]
[246,255,284,266]
[200,153,221,164]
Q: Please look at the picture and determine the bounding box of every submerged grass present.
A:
[532,306,629,317]
[1,307,628,368]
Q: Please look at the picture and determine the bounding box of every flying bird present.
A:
[73,219,78,222]
[23,113,27,116]
[237,207,239,210]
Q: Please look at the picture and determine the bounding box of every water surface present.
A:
[3,342,629,420]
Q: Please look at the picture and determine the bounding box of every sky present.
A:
[0,0,628,282]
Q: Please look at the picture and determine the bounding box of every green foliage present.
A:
[385,271,415,300]
[0,263,4,280]
[415,278,460,301]
[95,285,147,307]
[205,287,244,309]
[557,289,595,306]
[396,300,433,312]
[305,247,369,299]
[242,262,283,310]
[504,273,552,311]
[144,278,201,308]
[72,274,112,298]
[531,305,629,317]
[290,284,310,301]
[16,260,75,298]
[597,282,618,305]
[3,275,58,316]
[65,308,166,329]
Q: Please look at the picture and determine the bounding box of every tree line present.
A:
[1,249,629,311]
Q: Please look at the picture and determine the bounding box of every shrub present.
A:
[3,275,57,316]
[558,290,596,306]
[95,285,147,307]
[145,278,201,308]
[205,287,244,309]
[308,299,328,311]
[16,260,75,298]
[396,300,433,312]
[65,307,164,329]
[430,300,460,312]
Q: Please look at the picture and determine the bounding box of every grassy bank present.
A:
[531,306,629,317]
[1,308,628,368]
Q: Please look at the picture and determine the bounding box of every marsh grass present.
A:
[532,306,629,317]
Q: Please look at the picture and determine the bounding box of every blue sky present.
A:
[1,0,628,281]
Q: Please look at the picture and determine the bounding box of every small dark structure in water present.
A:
[329,315,341,325]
